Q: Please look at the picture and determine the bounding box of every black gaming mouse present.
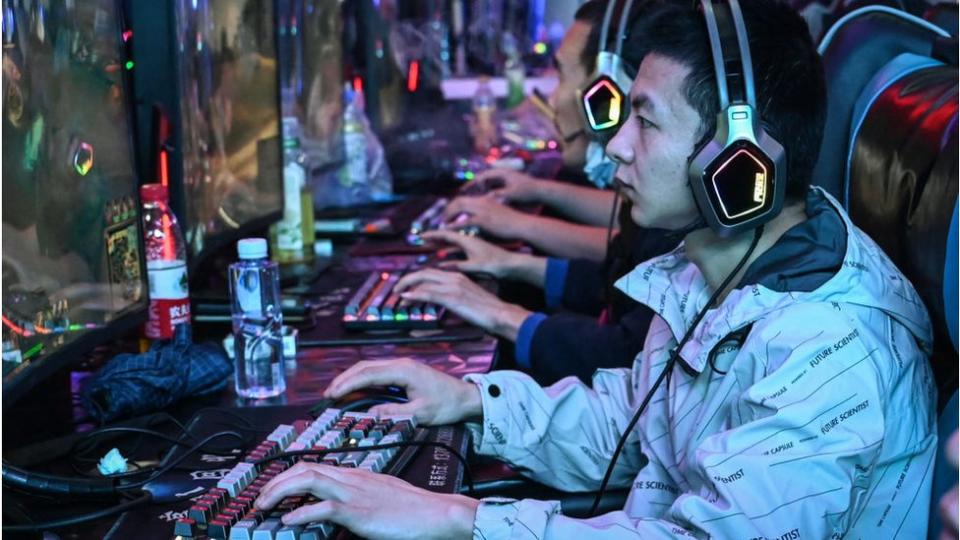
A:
[309,385,408,416]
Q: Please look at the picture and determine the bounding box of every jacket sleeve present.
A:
[558,258,607,315]
[469,309,937,540]
[521,307,655,385]
[462,368,647,493]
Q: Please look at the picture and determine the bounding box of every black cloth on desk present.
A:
[524,202,680,385]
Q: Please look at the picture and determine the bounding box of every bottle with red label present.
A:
[140,183,191,339]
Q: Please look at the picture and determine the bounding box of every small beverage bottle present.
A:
[141,183,191,340]
[472,75,497,153]
[274,117,316,264]
[229,238,285,399]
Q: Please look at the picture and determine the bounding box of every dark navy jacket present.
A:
[514,203,679,385]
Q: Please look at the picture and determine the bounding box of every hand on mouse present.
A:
[324,358,482,426]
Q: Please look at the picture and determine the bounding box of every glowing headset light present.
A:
[74,142,94,176]
[583,78,624,131]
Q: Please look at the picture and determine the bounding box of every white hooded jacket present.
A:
[465,188,937,539]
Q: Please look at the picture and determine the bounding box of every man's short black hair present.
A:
[637,0,826,199]
[575,0,611,74]
[577,0,654,79]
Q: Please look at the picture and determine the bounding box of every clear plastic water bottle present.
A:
[140,183,191,340]
[229,238,285,399]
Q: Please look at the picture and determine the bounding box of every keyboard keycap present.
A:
[207,519,230,538]
[174,518,196,537]
[300,521,335,540]
[252,518,284,540]
[228,519,258,540]
[275,525,304,540]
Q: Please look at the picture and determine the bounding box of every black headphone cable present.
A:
[589,224,764,516]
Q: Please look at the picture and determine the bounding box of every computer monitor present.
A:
[125,0,284,272]
[1,0,149,406]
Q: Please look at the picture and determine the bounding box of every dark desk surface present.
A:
[4,251,500,539]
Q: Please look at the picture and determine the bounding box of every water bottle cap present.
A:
[140,183,169,203]
[237,238,268,260]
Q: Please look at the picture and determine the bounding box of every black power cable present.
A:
[589,225,764,516]
[1,491,154,532]
[2,430,245,497]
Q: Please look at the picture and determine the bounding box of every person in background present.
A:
[444,0,630,262]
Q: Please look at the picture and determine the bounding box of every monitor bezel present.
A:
[2,0,150,408]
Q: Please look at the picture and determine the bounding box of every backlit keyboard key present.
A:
[275,525,304,540]
[228,520,257,540]
[252,518,283,540]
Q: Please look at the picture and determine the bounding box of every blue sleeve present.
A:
[524,304,656,385]
[544,258,569,309]
[514,312,549,370]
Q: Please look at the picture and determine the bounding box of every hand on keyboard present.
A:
[441,195,530,240]
[324,358,482,426]
[394,268,531,339]
[472,168,541,203]
[421,230,517,279]
[254,462,479,540]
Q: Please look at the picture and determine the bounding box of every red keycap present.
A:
[207,519,230,538]
[174,518,195,537]
[188,502,211,524]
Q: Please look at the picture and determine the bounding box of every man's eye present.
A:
[638,116,655,129]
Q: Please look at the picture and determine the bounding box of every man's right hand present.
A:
[472,169,543,204]
[422,230,518,279]
[324,359,483,426]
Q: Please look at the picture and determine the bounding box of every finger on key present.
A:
[281,500,342,527]
[256,468,347,510]
[260,462,349,494]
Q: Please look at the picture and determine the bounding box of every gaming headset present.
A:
[577,0,636,141]
[688,0,787,237]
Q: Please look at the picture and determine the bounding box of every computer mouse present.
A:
[312,385,408,415]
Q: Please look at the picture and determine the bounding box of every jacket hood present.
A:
[615,187,933,373]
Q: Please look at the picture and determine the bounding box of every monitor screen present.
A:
[2,0,147,398]
[173,0,283,260]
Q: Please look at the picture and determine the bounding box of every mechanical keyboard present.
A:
[342,271,444,331]
[172,408,422,539]
[405,198,479,246]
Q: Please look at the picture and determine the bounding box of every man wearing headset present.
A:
[255,1,936,538]
[441,0,627,263]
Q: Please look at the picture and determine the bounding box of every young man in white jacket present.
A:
[253,1,937,538]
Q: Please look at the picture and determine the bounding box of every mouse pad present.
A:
[108,406,469,540]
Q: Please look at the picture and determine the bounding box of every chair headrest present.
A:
[847,64,958,394]
[813,6,951,202]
